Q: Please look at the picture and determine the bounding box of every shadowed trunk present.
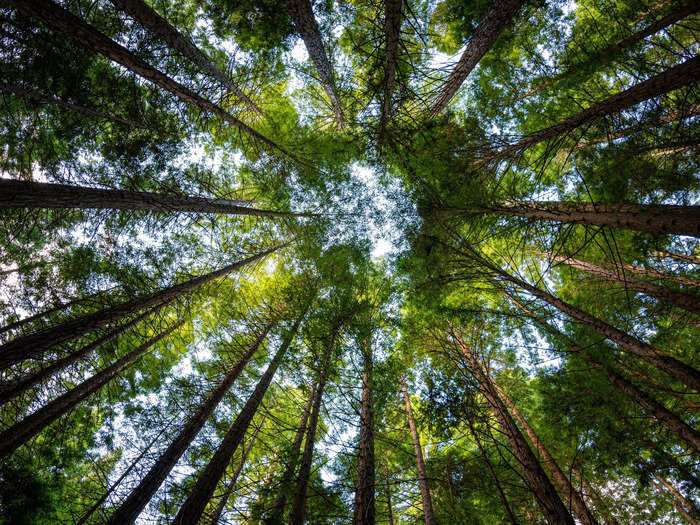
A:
[0,320,181,460]
[400,374,437,525]
[0,245,282,369]
[107,322,272,525]
[378,0,402,147]
[353,338,375,525]
[429,0,526,116]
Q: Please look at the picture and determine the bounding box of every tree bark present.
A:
[109,0,261,114]
[0,179,311,218]
[0,305,162,406]
[543,252,700,314]
[400,373,437,525]
[8,0,295,160]
[451,331,574,525]
[650,478,699,525]
[288,323,340,525]
[284,0,346,129]
[486,56,700,161]
[173,313,304,525]
[429,0,527,116]
[652,250,700,265]
[353,338,375,525]
[0,245,283,369]
[0,320,181,460]
[106,322,273,525]
[377,0,402,148]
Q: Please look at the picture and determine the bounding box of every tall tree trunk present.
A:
[614,263,699,289]
[451,332,574,525]
[353,338,375,525]
[400,374,437,525]
[0,80,141,127]
[543,252,700,314]
[0,305,163,406]
[8,0,295,160]
[515,4,698,102]
[488,265,700,390]
[384,462,395,525]
[441,200,700,237]
[284,0,346,129]
[506,293,700,453]
[652,250,700,265]
[377,0,402,148]
[106,322,273,525]
[650,478,699,525]
[264,386,315,524]
[467,419,519,525]
[429,0,526,116]
[0,179,310,218]
[653,473,700,521]
[173,313,304,525]
[0,320,181,460]
[288,323,341,525]
[486,56,700,161]
[109,0,261,114]
[0,245,283,369]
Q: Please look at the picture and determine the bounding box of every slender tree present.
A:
[652,250,700,265]
[384,462,395,525]
[353,338,375,525]
[378,0,402,148]
[650,478,699,525]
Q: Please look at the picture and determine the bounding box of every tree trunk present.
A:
[384,462,395,525]
[467,419,520,525]
[377,0,402,148]
[8,0,294,160]
[0,320,181,460]
[627,368,699,411]
[0,80,141,128]
[288,323,340,525]
[264,386,315,524]
[443,200,700,237]
[652,250,700,265]
[516,4,698,102]
[653,473,700,521]
[506,293,700,453]
[0,179,310,218]
[615,263,699,289]
[429,0,526,116]
[490,266,700,390]
[0,305,163,406]
[487,56,700,161]
[543,252,700,314]
[173,313,304,525]
[106,322,273,524]
[650,478,699,525]
[0,245,282,369]
[109,0,261,114]
[400,373,437,525]
[451,332,574,525]
[353,338,375,525]
[284,0,346,129]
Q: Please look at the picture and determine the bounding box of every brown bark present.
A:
[429,0,527,116]
[452,332,574,525]
[651,478,699,525]
[288,323,340,525]
[384,462,395,525]
[0,305,163,406]
[377,0,402,148]
[109,0,261,114]
[0,320,181,460]
[9,0,295,160]
[0,179,311,218]
[108,322,272,524]
[173,313,304,525]
[353,339,375,525]
[0,245,283,369]
[652,250,700,265]
[284,0,346,129]
[486,56,700,162]
[544,252,700,314]
[400,374,437,525]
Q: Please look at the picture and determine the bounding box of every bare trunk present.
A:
[429,0,526,116]
[487,56,700,161]
[0,179,310,218]
[0,245,282,369]
[353,339,375,525]
[377,0,402,148]
[652,250,700,265]
[284,0,346,129]
[9,0,294,160]
[651,478,699,525]
[543,252,700,314]
[0,320,181,460]
[106,323,271,524]
[109,0,261,114]
[400,374,437,525]
[174,313,304,525]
